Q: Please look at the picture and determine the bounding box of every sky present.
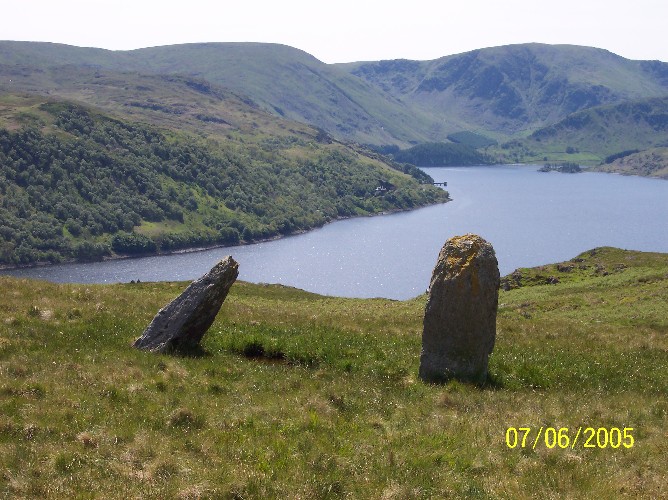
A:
[3,0,667,63]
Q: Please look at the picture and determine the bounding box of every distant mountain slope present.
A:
[2,41,668,145]
[137,43,466,145]
[0,41,436,146]
[531,97,668,149]
[0,40,133,67]
[0,61,310,138]
[495,97,668,164]
[344,44,668,136]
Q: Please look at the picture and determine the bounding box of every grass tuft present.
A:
[167,408,205,430]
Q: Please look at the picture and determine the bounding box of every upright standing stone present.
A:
[419,234,500,383]
[133,256,239,353]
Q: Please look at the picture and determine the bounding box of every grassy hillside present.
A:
[0,41,133,68]
[3,41,668,146]
[0,42,437,146]
[0,96,447,266]
[0,62,320,139]
[493,97,668,164]
[0,247,666,497]
[128,43,444,146]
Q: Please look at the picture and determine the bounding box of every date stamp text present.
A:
[505,427,634,450]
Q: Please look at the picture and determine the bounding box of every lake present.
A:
[3,165,668,299]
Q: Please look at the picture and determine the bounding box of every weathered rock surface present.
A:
[419,234,500,383]
[133,256,239,353]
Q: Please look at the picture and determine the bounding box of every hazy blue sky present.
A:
[4,0,666,63]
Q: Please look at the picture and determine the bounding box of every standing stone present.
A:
[133,256,239,353]
[419,234,500,383]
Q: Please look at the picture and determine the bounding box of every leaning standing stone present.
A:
[133,256,239,353]
[419,234,500,383]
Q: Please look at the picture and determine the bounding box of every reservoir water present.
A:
[3,165,668,299]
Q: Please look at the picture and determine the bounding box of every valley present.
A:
[1,40,667,264]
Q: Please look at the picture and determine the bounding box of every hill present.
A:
[122,43,439,146]
[493,97,668,164]
[593,147,668,179]
[2,41,668,146]
[0,41,436,146]
[0,95,447,266]
[344,43,668,139]
[0,247,666,497]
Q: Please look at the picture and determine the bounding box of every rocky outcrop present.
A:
[133,256,239,353]
[419,234,500,383]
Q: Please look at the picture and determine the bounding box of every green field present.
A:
[1,247,667,498]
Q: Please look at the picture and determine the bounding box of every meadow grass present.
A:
[0,247,666,498]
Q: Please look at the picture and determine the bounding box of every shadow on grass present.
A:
[481,371,505,390]
[241,340,289,364]
[421,370,506,390]
[168,343,212,359]
[224,339,322,367]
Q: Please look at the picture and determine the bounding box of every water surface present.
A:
[4,166,667,299]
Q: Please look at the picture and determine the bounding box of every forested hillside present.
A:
[392,142,492,167]
[0,102,447,265]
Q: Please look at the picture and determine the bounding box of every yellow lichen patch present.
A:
[445,255,464,275]
[442,235,485,295]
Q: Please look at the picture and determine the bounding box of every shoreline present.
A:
[3,164,665,274]
[0,197,451,272]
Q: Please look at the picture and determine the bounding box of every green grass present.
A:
[1,247,667,497]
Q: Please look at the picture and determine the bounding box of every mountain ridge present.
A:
[346,43,668,136]
[3,41,668,146]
